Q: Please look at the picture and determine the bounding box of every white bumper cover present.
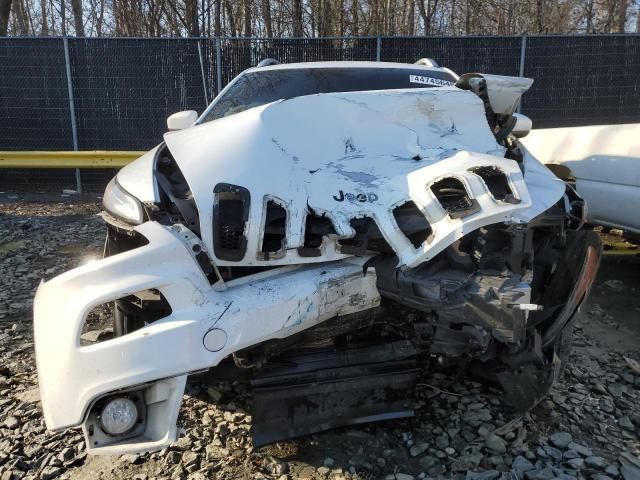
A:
[34,221,380,453]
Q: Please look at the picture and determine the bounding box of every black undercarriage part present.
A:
[250,341,419,447]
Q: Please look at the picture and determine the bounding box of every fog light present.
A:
[99,397,138,436]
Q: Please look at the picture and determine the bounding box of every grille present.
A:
[430,177,480,219]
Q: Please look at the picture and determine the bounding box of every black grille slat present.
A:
[430,177,480,219]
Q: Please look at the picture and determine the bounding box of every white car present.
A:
[33,60,601,454]
[523,123,640,236]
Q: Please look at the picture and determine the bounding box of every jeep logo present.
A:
[332,190,379,203]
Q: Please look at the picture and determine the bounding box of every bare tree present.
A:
[71,0,84,34]
[185,0,198,35]
[292,0,303,35]
[261,0,272,36]
[417,0,439,34]
[0,0,12,35]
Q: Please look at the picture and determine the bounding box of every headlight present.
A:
[103,178,144,224]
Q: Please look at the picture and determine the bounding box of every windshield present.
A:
[200,67,457,123]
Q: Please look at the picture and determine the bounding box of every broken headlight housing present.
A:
[103,178,145,224]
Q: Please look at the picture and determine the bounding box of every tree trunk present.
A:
[0,0,12,35]
[214,0,221,35]
[40,0,47,34]
[14,0,29,34]
[293,0,303,36]
[408,0,415,34]
[242,0,251,36]
[616,0,629,32]
[585,0,594,33]
[350,0,358,35]
[260,0,272,36]
[70,0,84,35]
[536,0,544,33]
[224,0,235,36]
[185,0,199,36]
[417,0,438,34]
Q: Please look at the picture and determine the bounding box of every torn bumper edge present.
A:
[33,221,380,454]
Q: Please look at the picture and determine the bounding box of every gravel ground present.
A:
[0,197,639,480]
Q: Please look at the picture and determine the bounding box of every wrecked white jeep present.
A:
[33,60,601,454]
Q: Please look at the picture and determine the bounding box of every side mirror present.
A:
[167,110,198,131]
[511,113,532,138]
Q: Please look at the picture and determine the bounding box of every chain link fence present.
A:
[1,34,639,192]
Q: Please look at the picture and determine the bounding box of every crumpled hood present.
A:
[160,87,564,269]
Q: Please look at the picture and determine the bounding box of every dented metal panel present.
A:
[162,87,564,269]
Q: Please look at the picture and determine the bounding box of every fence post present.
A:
[517,35,527,113]
[216,38,223,96]
[63,36,82,195]
[376,35,381,62]
[197,40,209,105]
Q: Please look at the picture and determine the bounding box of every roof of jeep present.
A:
[243,60,456,76]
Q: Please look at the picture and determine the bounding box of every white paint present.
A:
[476,74,534,115]
[161,87,564,270]
[203,328,227,352]
[522,124,640,233]
[33,221,380,453]
[512,113,532,138]
[116,146,159,203]
[166,110,198,131]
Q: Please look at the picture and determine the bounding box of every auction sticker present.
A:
[409,75,454,86]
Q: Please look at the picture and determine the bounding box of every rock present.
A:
[567,442,592,457]
[605,465,620,477]
[619,452,640,480]
[463,409,492,424]
[549,432,572,449]
[525,467,556,480]
[165,451,182,465]
[3,416,19,429]
[172,435,193,451]
[511,455,534,476]
[541,446,563,461]
[565,458,584,469]
[410,443,429,457]
[15,387,40,404]
[419,455,439,470]
[182,451,198,467]
[120,453,140,464]
[264,457,287,476]
[619,416,636,431]
[59,447,75,462]
[79,328,113,343]
[465,471,500,480]
[585,456,608,469]
[564,450,581,460]
[40,466,64,480]
[323,457,335,467]
[393,475,415,480]
[485,434,507,453]
[435,434,449,449]
[206,387,222,402]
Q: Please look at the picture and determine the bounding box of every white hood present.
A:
[155,87,563,269]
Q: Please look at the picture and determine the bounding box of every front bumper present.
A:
[34,221,380,454]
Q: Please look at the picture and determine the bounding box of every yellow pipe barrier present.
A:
[0,151,145,168]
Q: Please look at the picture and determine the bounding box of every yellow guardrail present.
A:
[0,151,145,168]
